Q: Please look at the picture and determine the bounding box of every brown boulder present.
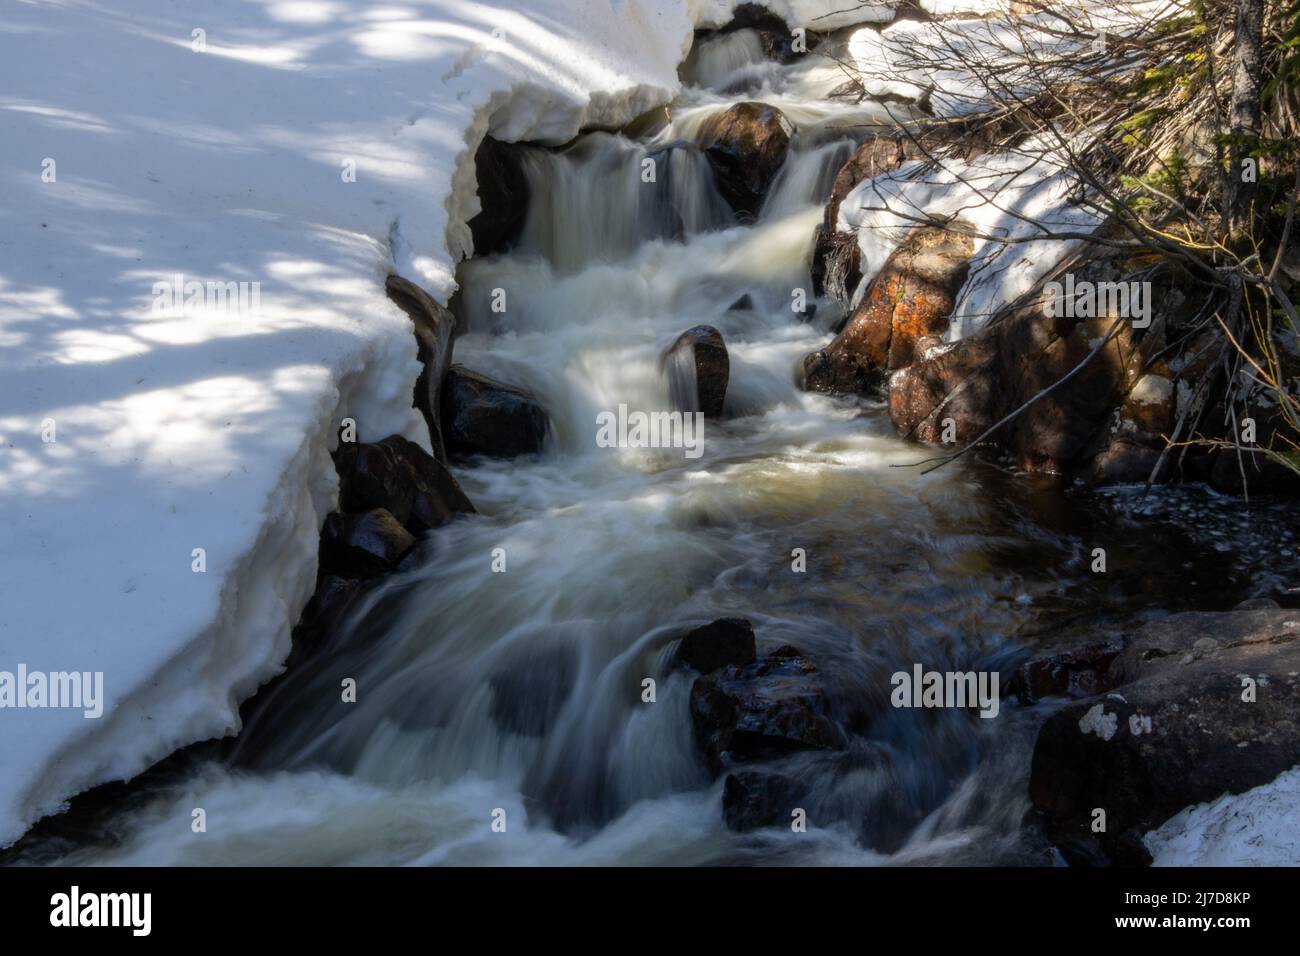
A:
[442,365,550,459]
[662,325,730,417]
[810,134,926,303]
[319,508,417,579]
[803,226,973,395]
[335,434,474,536]
[886,260,1159,474]
[690,648,841,773]
[1006,636,1125,704]
[698,102,792,219]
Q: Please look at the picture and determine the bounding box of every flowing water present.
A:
[16,28,1300,867]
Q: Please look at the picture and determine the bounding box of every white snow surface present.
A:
[0,0,907,848]
[837,144,1104,339]
[1145,766,1300,866]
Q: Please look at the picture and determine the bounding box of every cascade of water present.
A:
[28,21,1276,870]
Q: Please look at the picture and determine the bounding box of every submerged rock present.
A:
[1028,608,1300,865]
[662,325,730,417]
[319,508,416,578]
[698,102,792,219]
[803,226,973,395]
[723,770,802,832]
[690,647,840,773]
[678,618,757,673]
[335,434,474,536]
[442,365,550,459]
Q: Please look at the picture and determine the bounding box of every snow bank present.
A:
[0,0,915,848]
[836,144,1103,338]
[1145,767,1300,866]
[848,2,1190,118]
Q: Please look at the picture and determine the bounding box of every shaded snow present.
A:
[836,144,1103,338]
[1146,767,1300,866]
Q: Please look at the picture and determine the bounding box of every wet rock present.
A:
[698,102,792,219]
[678,618,757,673]
[319,508,417,578]
[690,649,840,773]
[442,365,550,459]
[810,227,862,307]
[887,262,1157,475]
[386,275,455,461]
[723,770,801,831]
[803,226,973,395]
[720,4,811,63]
[810,135,925,303]
[335,434,474,536]
[662,325,730,417]
[1006,636,1124,704]
[1028,608,1300,864]
[286,575,367,669]
[466,136,530,256]
[728,293,754,312]
[1088,437,1167,486]
[1236,597,1281,610]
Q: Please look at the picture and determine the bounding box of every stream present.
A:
[18,27,1300,867]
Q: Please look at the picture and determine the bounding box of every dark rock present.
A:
[810,135,926,302]
[287,575,367,669]
[678,618,757,673]
[1089,436,1166,486]
[720,4,811,63]
[335,434,474,536]
[723,770,801,831]
[319,509,416,578]
[467,136,530,256]
[1207,407,1300,495]
[1006,636,1124,704]
[662,325,730,417]
[887,259,1161,476]
[386,275,455,461]
[1236,597,1281,610]
[698,102,792,219]
[1028,608,1300,863]
[690,650,840,772]
[442,365,549,459]
[803,226,973,395]
[728,293,754,312]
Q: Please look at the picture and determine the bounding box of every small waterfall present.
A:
[515,133,733,272]
[679,29,769,90]
[761,138,856,220]
[663,336,702,413]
